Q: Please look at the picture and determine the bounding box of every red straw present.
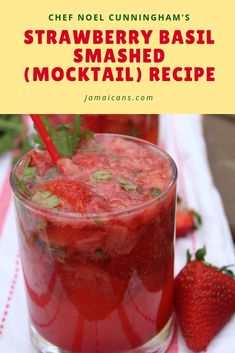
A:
[30,114,61,163]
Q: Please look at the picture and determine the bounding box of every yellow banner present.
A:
[0,0,234,113]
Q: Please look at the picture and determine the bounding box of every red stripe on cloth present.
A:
[118,305,142,349]
[0,168,12,240]
[127,290,155,325]
[95,321,99,353]
[30,282,63,329]
[0,253,21,336]
[31,294,63,329]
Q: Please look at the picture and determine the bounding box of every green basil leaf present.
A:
[93,170,112,181]
[151,187,162,197]
[31,191,59,208]
[56,125,73,157]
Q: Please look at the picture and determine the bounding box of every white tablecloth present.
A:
[0,115,234,353]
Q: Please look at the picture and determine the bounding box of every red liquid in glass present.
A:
[15,135,175,353]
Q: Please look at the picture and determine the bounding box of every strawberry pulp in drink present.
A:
[11,134,176,353]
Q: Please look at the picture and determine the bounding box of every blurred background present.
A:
[203,115,235,239]
[0,114,234,239]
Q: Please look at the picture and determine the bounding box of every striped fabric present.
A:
[0,115,234,353]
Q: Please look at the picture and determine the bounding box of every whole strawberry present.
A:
[176,196,202,238]
[174,247,235,352]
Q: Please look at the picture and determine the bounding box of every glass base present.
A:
[30,316,174,353]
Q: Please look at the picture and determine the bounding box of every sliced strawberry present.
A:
[176,209,202,238]
[41,178,110,214]
[43,222,106,249]
[174,247,235,352]
[41,178,93,213]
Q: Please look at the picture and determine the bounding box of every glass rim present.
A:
[10,133,177,221]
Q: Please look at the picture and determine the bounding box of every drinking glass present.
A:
[10,135,177,353]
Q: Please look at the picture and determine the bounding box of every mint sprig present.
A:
[15,158,37,193]
[72,116,81,151]
[22,159,37,182]
[23,167,37,181]
[33,116,93,157]
[33,117,56,148]
[56,125,74,157]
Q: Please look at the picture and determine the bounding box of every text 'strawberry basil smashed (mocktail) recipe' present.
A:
[10,133,177,353]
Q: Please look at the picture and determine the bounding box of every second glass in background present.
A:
[83,115,159,144]
[45,115,159,144]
